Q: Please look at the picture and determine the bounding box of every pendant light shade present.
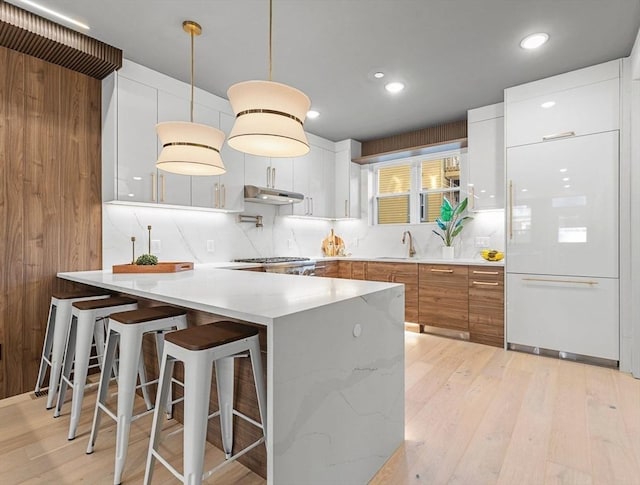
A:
[227,80,311,157]
[156,20,226,176]
[156,121,226,175]
[227,0,311,158]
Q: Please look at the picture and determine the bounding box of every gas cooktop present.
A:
[233,257,311,264]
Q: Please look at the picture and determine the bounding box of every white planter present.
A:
[442,246,455,259]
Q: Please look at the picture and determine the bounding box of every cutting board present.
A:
[112,262,194,273]
[321,229,345,256]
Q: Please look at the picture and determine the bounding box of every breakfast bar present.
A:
[57,266,405,484]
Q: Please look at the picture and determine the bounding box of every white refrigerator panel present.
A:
[506,131,619,278]
[506,274,619,360]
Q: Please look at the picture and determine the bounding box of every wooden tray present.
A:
[112,262,194,274]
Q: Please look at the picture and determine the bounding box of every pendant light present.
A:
[156,21,226,176]
[227,0,311,158]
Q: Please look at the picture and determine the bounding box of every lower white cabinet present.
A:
[506,273,619,361]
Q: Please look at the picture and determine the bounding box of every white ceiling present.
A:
[11,0,640,142]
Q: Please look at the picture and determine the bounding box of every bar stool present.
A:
[35,289,110,409]
[144,321,267,485]
[86,305,188,485]
[55,296,139,440]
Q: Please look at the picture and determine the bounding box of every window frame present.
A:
[371,148,463,226]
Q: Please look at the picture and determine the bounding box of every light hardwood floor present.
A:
[2,330,639,484]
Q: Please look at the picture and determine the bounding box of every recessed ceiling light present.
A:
[520,32,549,49]
[564,184,571,188]
[560,168,568,173]
[562,177,570,182]
[18,0,90,30]
[306,110,320,119]
[385,82,405,94]
[133,176,142,181]
[374,72,385,79]
[521,188,528,192]
[541,101,555,109]
[127,193,135,197]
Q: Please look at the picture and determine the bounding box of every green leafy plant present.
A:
[432,197,473,247]
[135,254,158,265]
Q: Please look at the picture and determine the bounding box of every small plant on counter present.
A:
[432,197,473,247]
[135,254,158,265]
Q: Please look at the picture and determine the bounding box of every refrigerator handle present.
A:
[509,180,513,240]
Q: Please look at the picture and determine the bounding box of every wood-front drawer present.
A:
[468,266,503,285]
[420,264,468,287]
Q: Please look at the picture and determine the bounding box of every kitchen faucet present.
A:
[402,231,416,258]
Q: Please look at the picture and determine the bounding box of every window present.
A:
[376,164,411,224]
[373,152,461,225]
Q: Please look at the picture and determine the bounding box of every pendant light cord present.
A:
[190,28,195,122]
[268,0,273,81]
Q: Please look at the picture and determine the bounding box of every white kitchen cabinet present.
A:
[467,103,504,210]
[116,76,158,203]
[506,131,619,279]
[290,145,335,217]
[507,273,619,361]
[156,90,192,206]
[190,106,244,211]
[334,139,361,218]
[505,61,620,148]
[244,154,293,192]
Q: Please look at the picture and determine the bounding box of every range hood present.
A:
[244,185,304,205]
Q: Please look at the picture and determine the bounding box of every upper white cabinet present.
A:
[467,103,504,210]
[115,77,158,203]
[191,110,245,211]
[505,60,620,148]
[244,154,293,191]
[156,90,192,206]
[291,146,334,218]
[334,139,361,218]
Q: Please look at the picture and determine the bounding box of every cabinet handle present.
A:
[509,180,513,240]
[472,270,499,275]
[430,268,454,273]
[472,281,499,286]
[522,277,598,286]
[271,167,276,188]
[221,184,226,208]
[151,173,157,202]
[160,174,165,203]
[214,183,219,208]
[469,186,475,211]
[310,197,314,215]
[542,131,576,141]
[344,199,348,217]
[266,166,271,188]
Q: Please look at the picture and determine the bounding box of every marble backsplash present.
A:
[103,197,505,267]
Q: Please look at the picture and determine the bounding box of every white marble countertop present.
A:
[57,267,401,326]
[313,256,505,266]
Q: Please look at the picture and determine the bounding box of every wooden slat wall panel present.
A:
[3,49,26,398]
[360,120,467,158]
[22,56,61,390]
[0,46,9,398]
[0,2,122,79]
[0,45,102,398]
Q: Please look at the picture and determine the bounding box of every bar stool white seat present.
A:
[55,296,139,440]
[144,321,266,485]
[86,305,188,485]
[35,289,110,409]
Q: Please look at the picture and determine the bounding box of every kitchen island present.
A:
[57,266,405,484]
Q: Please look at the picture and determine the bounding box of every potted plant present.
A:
[432,196,472,259]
